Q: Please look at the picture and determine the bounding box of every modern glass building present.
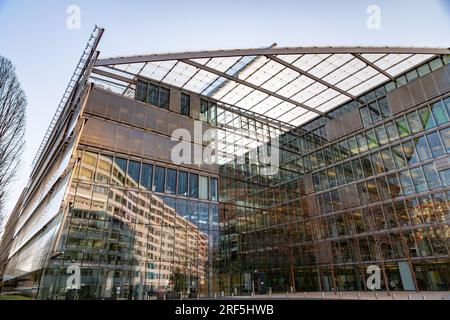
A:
[1,27,450,299]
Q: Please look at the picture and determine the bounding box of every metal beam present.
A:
[95,47,449,66]
[352,53,395,81]
[181,59,330,118]
[91,68,134,84]
[266,54,363,103]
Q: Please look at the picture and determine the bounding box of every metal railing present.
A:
[31,25,104,168]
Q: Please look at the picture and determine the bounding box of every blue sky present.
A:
[0,0,449,222]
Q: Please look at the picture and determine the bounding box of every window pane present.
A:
[360,107,372,127]
[431,100,449,125]
[159,87,170,109]
[396,117,411,138]
[208,102,217,125]
[439,168,450,187]
[378,97,391,118]
[96,154,112,183]
[178,171,188,196]
[181,93,190,116]
[444,97,450,116]
[399,170,414,195]
[113,157,127,186]
[148,83,159,106]
[418,106,436,129]
[381,149,395,171]
[189,173,199,198]
[402,140,419,165]
[366,129,378,149]
[154,166,165,192]
[414,136,432,161]
[422,163,441,190]
[210,177,218,201]
[199,176,208,200]
[410,167,427,193]
[127,160,141,187]
[140,163,153,191]
[439,127,450,153]
[200,99,208,122]
[348,136,359,155]
[375,125,388,145]
[136,80,148,102]
[426,132,445,157]
[371,151,384,174]
[391,145,406,169]
[385,121,399,142]
[356,134,368,153]
[406,111,423,133]
[165,168,176,194]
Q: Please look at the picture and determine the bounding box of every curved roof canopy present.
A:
[94,46,450,127]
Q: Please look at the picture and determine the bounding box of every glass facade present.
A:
[1,46,450,300]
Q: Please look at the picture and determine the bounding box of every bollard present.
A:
[392,294,396,300]
[221,291,224,297]
[214,293,217,300]
[339,292,343,299]
[197,293,200,300]
[269,288,272,297]
[357,292,361,300]
[304,292,307,299]
[375,292,378,300]
[164,294,166,301]
[322,292,325,299]
[408,294,412,300]
[422,295,426,300]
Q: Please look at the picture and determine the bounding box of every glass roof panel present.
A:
[237,56,270,80]
[264,101,296,119]
[306,88,340,108]
[290,111,318,126]
[235,90,269,110]
[360,53,386,62]
[182,69,218,93]
[322,58,366,85]
[385,54,433,76]
[275,54,302,64]
[308,54,354,78]
[316,94,350,113]
[373,54,411,70]
[291,82,327,103]
[260,67,299,92]
[219,84,254,105]
[276,75,314,97]
[291,54,331,71]
[347,73,389,96]
[245,60,285,86]
[161,61,199,87]
[250,96,284,113]
[138,61,177,81]
[205,56,242,72]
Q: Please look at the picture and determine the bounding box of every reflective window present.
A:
[399,170,414,195]
[200,99,208,122]
[439,168,450,187]
[431,100,449,125]
[189,173,199,198]
[199,176,209,200]
[444,97,450,116]
[136,80,148,102]
[422,163,441,190]
[426,132,445,157]
[369,102,382,123]
[396,117,411,138]
[127,160,141,187]
[140,163,153,190]
[418,106,436,129]
[113,157,127,186]
[178,171,188,196]
[410,167,427,193]
[96,154,112,184]
[154,166,166,193]
[366,129,378,149]
[375,125,388,145]
[378,97,391,118]
[80,151,97,181]
[356,134,368,153]
[371,151,384,174]
[439,127,450,153]
[385,121,399,142]
[402,140,419,165]
[166,168,177,194]
[414,136,432,161]
[159,87,170,109]
[361,156,373,177]
[348,136,359,155]
[148,83,159,106]
[391,144,406,169]
[210,178,218,201]
[380,149,395,171]
[406,111,423,133]
[181,93,190,116]
[360,107,372,127]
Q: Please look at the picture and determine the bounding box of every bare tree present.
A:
[0,56,26,223]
